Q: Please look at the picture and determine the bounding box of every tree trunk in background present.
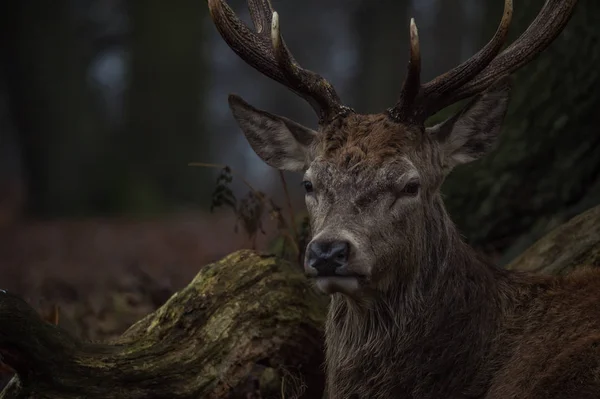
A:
[441,0,600,264]
[122,0,208,214]
[351,0,410,113]
[0,69,24,228]
[1,0,110,217]
[431,0,466,79]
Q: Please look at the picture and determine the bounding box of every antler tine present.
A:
[271,12,299,85]
[207,0,349,124]
[268,11,349,122]
[389,18,422,121]
[432,0,579,113]
[207,0,280,81]
[246,0,273,34]
[420,0,513,109]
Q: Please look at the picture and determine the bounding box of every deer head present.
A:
[208,0,578,297]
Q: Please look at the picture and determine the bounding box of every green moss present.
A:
[258,367,280,392]
[204,302,239,341]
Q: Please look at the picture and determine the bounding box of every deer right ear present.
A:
[426,77,511,170]
[228,94,318,172]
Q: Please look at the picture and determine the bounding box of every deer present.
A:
[207,0,594,398]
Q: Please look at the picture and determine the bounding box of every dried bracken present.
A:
[191,162,307,264]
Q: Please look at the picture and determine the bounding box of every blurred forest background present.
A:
[0,0,597,349]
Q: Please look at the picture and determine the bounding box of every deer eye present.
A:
[400,180,420,196]
[302,180,314,194]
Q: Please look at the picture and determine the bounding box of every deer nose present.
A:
[305,240,350,276]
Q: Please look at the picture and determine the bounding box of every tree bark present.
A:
[506,204,600,275]
[122,0,209,214]
[350,0,410,113]
[440,0,600,264]
[1,0,110,217]
[0,250,327,399]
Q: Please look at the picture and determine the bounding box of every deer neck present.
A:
[324,201,517,397]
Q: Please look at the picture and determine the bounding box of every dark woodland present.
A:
[0,0,599,398]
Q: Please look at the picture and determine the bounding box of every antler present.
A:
[207,0,352,124]
[392,18,422,121]
[436,0,579,112]
[390,0,578,122]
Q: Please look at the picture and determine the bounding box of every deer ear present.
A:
[228,94,318,172]
[427,77,511,169]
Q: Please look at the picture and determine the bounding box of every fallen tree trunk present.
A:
[0,250,328,399]
[507,204,600,275]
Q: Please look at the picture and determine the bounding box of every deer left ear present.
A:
[427,77,511,169]
[228,94,318,172]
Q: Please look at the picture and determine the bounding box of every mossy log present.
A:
[507,204,600,275]
[0,250,328,399]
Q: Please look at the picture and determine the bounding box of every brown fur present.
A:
[307,119,600,398]
[303,117,600,398]
[227,76,600,398]
[317,114,423,167]
[323,207,600,399]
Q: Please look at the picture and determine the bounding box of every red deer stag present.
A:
[208,0,590,398]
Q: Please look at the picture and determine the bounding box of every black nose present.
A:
[306,240,350,276]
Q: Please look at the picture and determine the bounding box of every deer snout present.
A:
[305,240,350,277]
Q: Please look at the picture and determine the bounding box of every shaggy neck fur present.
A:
[324,197,546,399]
